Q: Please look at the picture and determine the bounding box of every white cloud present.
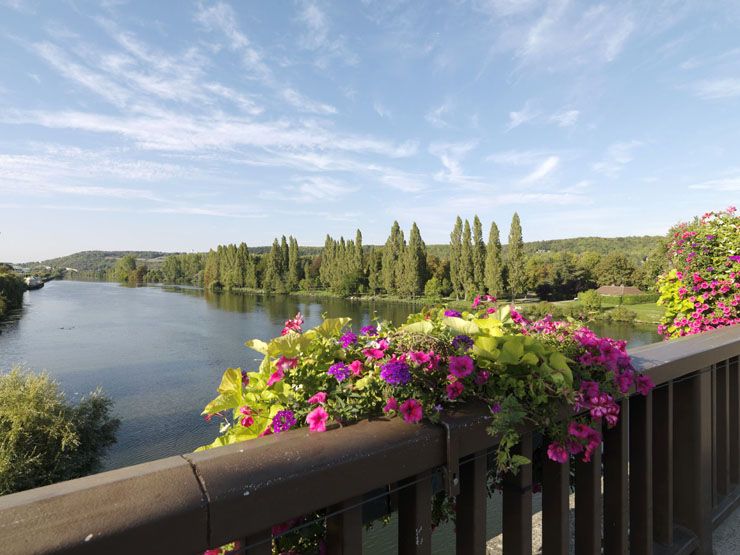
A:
[425,102,451,128]
[688,177,740,191]
[487,149,550,166]
[549,109,579,127]
[692,78,740,100]
[592,141,643,177]
[373,101,391,119]
[521,155,559,184]
[506,101,539,131]
[281,88,337,114]
[296,1,358,66]
[429,141,482,187]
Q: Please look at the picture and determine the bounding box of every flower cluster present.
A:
[200,298,655,553]
[658,207,740,339]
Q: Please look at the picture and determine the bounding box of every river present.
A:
[0,280,662,552]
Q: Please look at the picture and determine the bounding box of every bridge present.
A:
[1,326,739,554]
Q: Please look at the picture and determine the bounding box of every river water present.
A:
[0,280,662,552]
[0,280,660,471]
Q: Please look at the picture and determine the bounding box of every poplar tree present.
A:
[382,221,403,294]
[203,249,219,289]
[263,239,282,292]
[507,212,526,300]
[367,247,383,294]
[280,236,289,278]
[354,229,364,276]
[460,219,474,298]
[287,236,300,290]
[472,215,485,292]
[399,222,427,297]
[484,221,504,296]
[449,217,463,299]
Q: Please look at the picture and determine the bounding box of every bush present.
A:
[519,301,566,321]
[604,305,637,322]
[599,293,660,306]
[0,272,26,319]
[424,277,443,299]
[578,290,602,311]
[0,368,120,494]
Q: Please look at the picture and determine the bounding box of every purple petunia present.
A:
[360,325,378,336]
[272,410,297,433]
[448,355,474,378]
[327,363,351,382]
[339,332,357,348]
[451,334,474,351]
[444,309,462,318]
[380,360,412,385]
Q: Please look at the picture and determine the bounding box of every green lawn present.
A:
[626,302,665,324]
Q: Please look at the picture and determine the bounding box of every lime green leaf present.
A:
[245,339,269,355]
[218,368,243,396]
[520,352,539,366]
[549,352,570,372]
[202,393,240,415]
[473,336,500,360]
[354,375,373,390]
[399,320,434,334]
[314,317,352,338]
[498,337,524,364]
[442,317,480,336]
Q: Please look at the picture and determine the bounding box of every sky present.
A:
[0,0,739,262]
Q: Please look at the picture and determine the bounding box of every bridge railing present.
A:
[1,326,739,554]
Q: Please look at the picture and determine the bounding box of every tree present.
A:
[507,212,526,299]
[472,215,486,292]
[287,237,301,290]
[595,252,637,287]
[484,221,504,297]
[460,219,474,298]
[353,229,364,276]
[0,367,119,494]
[112,255,136,283]
[449,217,463,299]
[399,222,427,297]
[263,239,283,292]
[382,222,404,294]
[367,248,383,294]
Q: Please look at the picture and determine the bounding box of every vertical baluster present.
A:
[711,364,718,508]
[398,471,433,555]
[456,452,487,555]
[243,529,272,555]
[542,455,569,555]
[652,382,673,546]
[730,357,740,486]
[673,368,712,554]
[327,497,363,554]
[575,421,601,555]
[716,360,730,498]
[629,391,653,554]
[502,432,533,555]
[603,399,629,555]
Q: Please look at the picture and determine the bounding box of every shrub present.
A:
[0,368,120,494]
[423,277,443,299]
[0,272,26,319]
[578,289,602,311]
[519,301,565,321]
[605,305,637,322]
[657,207,739,338]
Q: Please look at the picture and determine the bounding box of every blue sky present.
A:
[1,0,739,261]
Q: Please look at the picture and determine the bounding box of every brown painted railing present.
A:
[1,325,739,554]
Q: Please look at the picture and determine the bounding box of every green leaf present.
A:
[202,393,240,415]
[442,317,480,336]
[498,337,524,364]
[520,352,539,366]
[399,320,434,334]
[267,333,310,358]
[218,368,243,396]
[313,317,352,338]
[354,375,373,390]
[473,336,499,360]
[245,339,268,355]
[549,352,570,372]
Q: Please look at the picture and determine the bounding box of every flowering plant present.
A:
[657,207,740,339]
[199,296,652,553]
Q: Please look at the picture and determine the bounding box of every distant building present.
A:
[595,285,645,296]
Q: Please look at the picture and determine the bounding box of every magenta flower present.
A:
[444,309,462,317]
[266,368,284,387]
[446,381,464,399]
[408,351,431,365]
[360,325,378,336]
[383,397,399,413]
[239,405,254,428]
[546,442,569,464]
[614,371,633,394]
[241,370,250,387]
[490,402,502,414]
[348,360,363,376]
[339,332,357,348]
[474,371,490,385]
[635,374,654,396]
[448,356,474,378]
[579,380,600,398]
[281,312,304,335]
[399,399,423,423]
[306,406,329,432]
[308,392,327,404]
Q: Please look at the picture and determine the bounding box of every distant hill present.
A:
[25,235,662,272]
[22,251,174,272]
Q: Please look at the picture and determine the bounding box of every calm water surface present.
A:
[0,280,661,472]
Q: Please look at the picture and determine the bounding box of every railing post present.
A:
[575,422,602,555]
[456,452,487,555]
[542,455,570,555]
[716,360,730,498]
[652,382,673,546]
[604,399,629,555]
[398,471,433,555]
[673,368,712,554]
[629,391,653,554]
[502,432,533,555]
[730,357,740,486]
[327,497,363,554]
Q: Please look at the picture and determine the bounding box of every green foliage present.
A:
[484,221,504,297]
[603,305,638,322]
[112,254,137,283]
[0,271,26,319]
[0,368,119,494]
[578,289,602,311]
[398,223,427,297]
[507,213,526,299]
[594,252,637,287]
[449,216,463,299]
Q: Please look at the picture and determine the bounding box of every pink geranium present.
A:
[307,406,329,432]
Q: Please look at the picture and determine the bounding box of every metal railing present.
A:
[1,325,739,554]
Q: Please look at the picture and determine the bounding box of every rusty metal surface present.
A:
[0,326,737,553]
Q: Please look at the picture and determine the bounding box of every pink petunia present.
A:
[448,356,474,378]
[306,406,329,432]
[546,442,569,464]
[399,399,423,423]
[348,360,364,376]
[446,381,464,399]
[383,397,399,413]
[308,392,327,404]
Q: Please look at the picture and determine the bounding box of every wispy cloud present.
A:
[506,101,539,131]
[521,155,559,184]
[691,78,740,100]
[592,141,643,177]
[549,109,579,127]
[425,102,452,128]
[429,141,482,187]
[688,177,740,191]
[281,88,337,114]
[373,101,391,119]
[296,0,358,67]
